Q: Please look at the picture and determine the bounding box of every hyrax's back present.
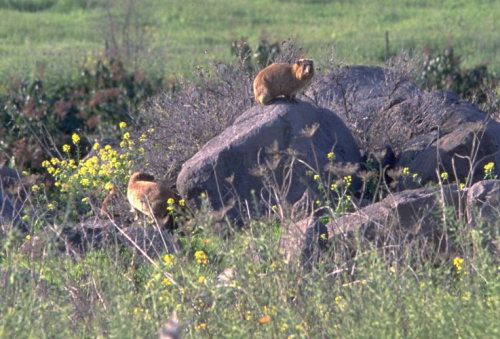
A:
[253,59,314,105]
[127,172,173,220]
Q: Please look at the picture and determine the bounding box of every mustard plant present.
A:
[41,123,148,217]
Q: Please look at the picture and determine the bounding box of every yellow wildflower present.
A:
[163,254,175,266]
[453,256,465,274]
[402,167,410,176]
[194,250,208,265]
[119,121,127,129]
[123,132,130,140]
[198,275,205,284]
[62,144,71,153]
[194,323,206,331]
[31,184,40,192]
[72,133,80,145]
[178,199,185,206]
[484,162,494,171]
[334,295,346,310]
[440,171,449,181]
[313,174,320,180]
[327,152,334,160]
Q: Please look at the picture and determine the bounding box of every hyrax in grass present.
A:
[127,171,178,228]
[253,58,314,105]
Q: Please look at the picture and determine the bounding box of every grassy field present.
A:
[0,0,499,83]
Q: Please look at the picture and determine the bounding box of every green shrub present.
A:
[0,55,163,171]
[231,36,281,72]
[0,0,56,12]
[418,47,494,103]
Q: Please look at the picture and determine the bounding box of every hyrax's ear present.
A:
[296,59,303,66]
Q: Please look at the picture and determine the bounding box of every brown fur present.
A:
[253,58,314,105]
[127,171,178,228]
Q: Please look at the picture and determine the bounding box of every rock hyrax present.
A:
[127,171,178,228]
[253,58,314,105]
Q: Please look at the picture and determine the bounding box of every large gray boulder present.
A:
[467,179,500,257]
[309,66,500,187]
[327,184,465,253]
[176,100,362,222]
[309,65,421,125]
[279,217,329,269]
[395,92,500,186]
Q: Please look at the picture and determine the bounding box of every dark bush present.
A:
[230,36,281,72]
[0,0,56,11]
[0,56,163,171]
[139,62,255,183]
[418,47,495,104]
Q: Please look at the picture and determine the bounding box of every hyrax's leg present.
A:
[257,91,273,105]
[132,208,140,220]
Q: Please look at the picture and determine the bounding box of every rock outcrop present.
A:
[177,100,362,222]
[467,179,500,257]
[327,184,465,252]
[309,65,500,187]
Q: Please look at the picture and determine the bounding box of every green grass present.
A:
[1,218,499,337]
[0,0,499,83]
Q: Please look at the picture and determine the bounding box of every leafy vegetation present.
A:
[0,55,163,171]
[418,46,495,104]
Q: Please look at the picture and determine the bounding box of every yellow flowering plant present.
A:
[483,162,497,179]
[42,123,147,215]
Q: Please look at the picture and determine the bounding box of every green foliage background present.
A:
[0,0,498,84]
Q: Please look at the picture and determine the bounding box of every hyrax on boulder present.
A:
[127,171,179,228]
[253,58,314,105]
